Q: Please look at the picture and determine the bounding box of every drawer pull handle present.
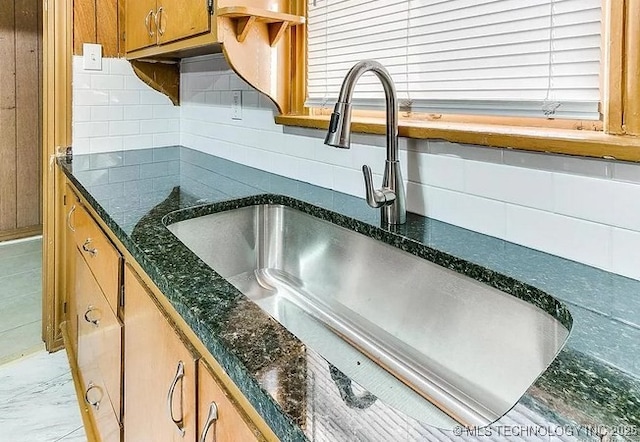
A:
[155,7,165,36]
[83,305,101,327]
[199,401,218,442]
[82,238,98,257]
[145,9,155,37]
[67,205,76,232]
[84,382,103,411]
[167,361,186,437]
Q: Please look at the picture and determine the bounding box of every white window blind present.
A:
[307,0,602,120]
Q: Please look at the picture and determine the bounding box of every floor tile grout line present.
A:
[0,288,44,304]
[52,426,85,442]
[0,267,42,282]
[0,319,41,336]
[0,370,73,404]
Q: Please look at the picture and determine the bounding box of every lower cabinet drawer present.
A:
[73,202,121,314]
[81,371,122,442]
[76,249,123,436]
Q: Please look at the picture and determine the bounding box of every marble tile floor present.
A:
[0,350,85,441]
[0,236,44,364]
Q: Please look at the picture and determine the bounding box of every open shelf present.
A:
[217,6,305,46]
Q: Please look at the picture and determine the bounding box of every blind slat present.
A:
[307,0,602,120]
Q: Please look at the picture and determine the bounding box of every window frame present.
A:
[276,0,640,162]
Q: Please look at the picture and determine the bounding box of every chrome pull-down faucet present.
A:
[324,60,406,225]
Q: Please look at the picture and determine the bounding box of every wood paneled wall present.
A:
[73,0,122,57]
[0,0,43,241]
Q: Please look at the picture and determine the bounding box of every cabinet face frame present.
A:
[43,0,73,352]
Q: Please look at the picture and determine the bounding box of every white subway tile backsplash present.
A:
[332,166,369,197]
[140,119,180,134]
[75,90,109,106]
[140,90,173,105]
[124,76,149,90]
[91,74,124,90]
[613,161,640,183]
[73,106,91,122]
[72,56,179,156]
[506,205,611,270]
[90,136,124,153]
[123,135,154,149]
[73,74,91,89]
[108,59,134,75]
[611,228,640,280]
[611,181,640,231]
[407,152,465,192]
[74,122,109,138]
[152,105,180,119]
[109,121,140,136]
[553,174,614,226]
[109,90,140,105]
[464,161,553,211]
[153,133,180,147]
[124,105,153,120]
[90,106,123,121]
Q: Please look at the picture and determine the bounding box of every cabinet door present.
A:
[76,250,122,442]
[197,361,262,442]
[125,0,158,52]
[124,265,197,442]
[156,0,210,45]
[65,186,80,354]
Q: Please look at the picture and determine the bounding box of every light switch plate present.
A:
[83,43,103,71]
[231,91,242,120]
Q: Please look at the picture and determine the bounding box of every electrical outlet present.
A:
[83,43,102,71]
[231,91,242,120]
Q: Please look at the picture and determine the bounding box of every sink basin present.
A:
[167,204,569,428]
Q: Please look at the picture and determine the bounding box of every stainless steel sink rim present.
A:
[165,198,572,428]
[163,195,573,331]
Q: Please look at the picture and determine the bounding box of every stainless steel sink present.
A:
[167,204,569,428]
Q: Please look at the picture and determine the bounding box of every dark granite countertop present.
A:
[59,146,640,441]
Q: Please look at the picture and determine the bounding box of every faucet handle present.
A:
[362,165,396,209]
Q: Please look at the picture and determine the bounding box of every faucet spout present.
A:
[324,60,406,225]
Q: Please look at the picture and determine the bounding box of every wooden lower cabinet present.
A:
[123,265,198,441]
[64,182,269,442]
[198,361,262,442]
[75,249,123,442]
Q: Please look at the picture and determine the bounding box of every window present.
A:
[306,0,602,120]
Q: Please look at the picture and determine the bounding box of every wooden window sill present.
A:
[275,114,640,163]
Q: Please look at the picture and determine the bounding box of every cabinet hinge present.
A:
[119,285,125,307]
[63,301,67,314]
[63,194,67,206]
[208,0,214,15]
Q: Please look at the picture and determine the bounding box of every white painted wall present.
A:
[71,54,640,281]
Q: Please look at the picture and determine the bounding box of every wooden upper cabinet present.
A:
[125,0,211,53]
[156,0,211,45]
[124,265,197,442]
[125,0,157,53]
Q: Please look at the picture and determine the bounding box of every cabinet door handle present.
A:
[145,9,155,37]
[82,238,98,257]
[155,7,165,36]
[167,361,186,436]
[199,401,218,442]
[84,382,103,411]
[67,204,76,232]
[83,305,101,327]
